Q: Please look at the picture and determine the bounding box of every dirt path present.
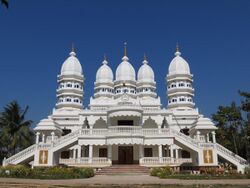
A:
[0,175,250,187]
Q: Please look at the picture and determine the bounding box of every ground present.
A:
[0,175,250,187]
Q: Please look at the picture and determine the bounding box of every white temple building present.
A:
[3,45,248,172]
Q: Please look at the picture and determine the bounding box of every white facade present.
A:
[3,46,248,172]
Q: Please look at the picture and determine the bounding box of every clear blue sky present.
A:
[0,0,250,126]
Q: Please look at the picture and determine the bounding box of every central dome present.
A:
[115,56,136,81]
[61,51,82,76]
[168,50,190,75]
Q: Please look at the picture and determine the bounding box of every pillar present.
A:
[212,131,216,143]
[108,145,112,159]
[51,132,55,142]
[89,145,93,163]
[206,133,210,142]
[35,132,40,144]
[77,145,82,158]
[73,149,76,159]
[175,149,179,159]
[166,146,169,157]
[42,134,45,143]
[196,131,200,141]
[170,145,174,163]
[158,145,162,163]
[139,145,144,158]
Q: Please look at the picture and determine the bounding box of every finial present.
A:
[175,42,181,56]
[143,53,148,64]
[70,43,76,56]
[124,42,127,56]
[102,54,108,64]
[176,43,179,52]
[71,43,75,52]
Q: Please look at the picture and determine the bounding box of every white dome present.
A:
[115,56,136,81]
[138,59,155,82]
[168,51,190,75]
[61,51,83,76]
[96,59,113,83]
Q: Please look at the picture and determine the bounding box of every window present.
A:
[144,148,153,157]
[118,120,133,126]
[74,84,79,88]
[99,148,107,157]
[66,98,71,102]
[66,83,72,87]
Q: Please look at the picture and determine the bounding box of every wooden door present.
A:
[118,146,133,164]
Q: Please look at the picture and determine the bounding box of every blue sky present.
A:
[0,0,250,126]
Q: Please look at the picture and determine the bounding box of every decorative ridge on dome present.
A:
[102,54,108,65]
[175,43,181,56]
[143,53,148,64]
[69,43,76,57]
[122,42,129,61]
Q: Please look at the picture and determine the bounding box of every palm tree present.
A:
[0,101,34,158]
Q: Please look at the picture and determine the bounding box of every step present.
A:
[96,165,150,175]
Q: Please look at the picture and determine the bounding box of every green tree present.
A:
[1,0,8,8]
[212,102,243,156]
[239,91,250,163]
[0,101,34,160]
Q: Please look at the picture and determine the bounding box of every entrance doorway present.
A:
[118,146,133,164]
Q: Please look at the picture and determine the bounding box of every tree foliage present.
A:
[0,101,34,162]
[212,91,250,160]
[1,0,8,8]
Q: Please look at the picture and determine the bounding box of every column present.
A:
[77,145,82,158]
[73,149,76,159]
[51,131,55,142]
[42,134,45,143]
[158,145,162,163]
[206,133,210,142]
[108,145,112,159]
[139,145,144,158]
[158,125,162,134]
[212,131,216,143]
[175,149,179,159]
[170,145,174,163]
[196,131,200,141]
[89,145,93,163]
[166,145,169,157]
[35,132,40,144]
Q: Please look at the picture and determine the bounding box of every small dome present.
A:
[168,50,190,75]
[138,58,155,82]
[61,51,83,76]
[115,56,136,81]
[96,59,113,83]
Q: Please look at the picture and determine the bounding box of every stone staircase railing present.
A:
[3,144,37,166]
[216,143,248,165]
[170,128,199,148]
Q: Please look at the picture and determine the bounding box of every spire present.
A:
[102,54,108,65]
[124,42,127,56]
[70,43,76,56]
[175,43,181,56]
[122,42,129,61]
[143,53,148,64]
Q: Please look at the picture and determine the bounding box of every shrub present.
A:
[245,167,250,179]
[0,165,94,179]
[150,167,162,176]
[158,166,173,178]
[150,166,173,178]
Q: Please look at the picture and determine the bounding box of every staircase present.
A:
[96,165,150,175]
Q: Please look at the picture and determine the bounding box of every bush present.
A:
[158,166,173,178]
[150,166,173,178]
[245,167,250,179]
[150,167,162,176]
[0,165,94,179]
